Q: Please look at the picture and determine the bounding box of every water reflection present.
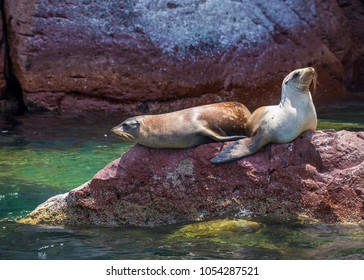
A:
[1,219,364,259]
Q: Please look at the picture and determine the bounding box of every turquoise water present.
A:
[0,102,364,260]
[0,113,130,221]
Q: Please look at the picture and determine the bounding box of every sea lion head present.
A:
[282,67,317,94]
[111,116,143,143]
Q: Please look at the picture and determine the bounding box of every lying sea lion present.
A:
[112,102,251,148]
[211,67,318,163]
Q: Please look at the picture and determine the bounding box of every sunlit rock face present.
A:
[3,0,364,113]
[21,130,364,227]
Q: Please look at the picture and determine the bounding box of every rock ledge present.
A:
[21,130,364,227]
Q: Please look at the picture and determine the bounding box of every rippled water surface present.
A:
[1,102,364,260]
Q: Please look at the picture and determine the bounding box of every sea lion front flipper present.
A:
[210,136,263,164]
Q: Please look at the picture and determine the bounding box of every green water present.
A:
[316,102,364,131]
[0,102,364,259]
[0,113,131,221]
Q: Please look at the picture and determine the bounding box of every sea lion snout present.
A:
[111,124,119,132]
[111,121,127,133]
[302,67,316,77]
[301,67,317,93]
[111,119,140,142]
[111,124,124,138]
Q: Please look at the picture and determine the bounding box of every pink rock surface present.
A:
[4,0,364,114]
[23,130,364,227]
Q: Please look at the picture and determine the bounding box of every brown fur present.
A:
[112,102,251,148]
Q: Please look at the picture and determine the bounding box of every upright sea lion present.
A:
[211,67,318,164]
[112,102,251,148]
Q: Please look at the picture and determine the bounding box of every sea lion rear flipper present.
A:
[210,136,262,164]
[202,127,246,142]
[209,134,247,141]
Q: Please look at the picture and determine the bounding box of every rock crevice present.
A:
[0,0,26,112]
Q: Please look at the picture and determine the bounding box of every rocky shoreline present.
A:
[20,130,364,227]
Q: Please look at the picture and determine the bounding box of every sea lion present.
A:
[211,67,317,164]
[112,102,251,148]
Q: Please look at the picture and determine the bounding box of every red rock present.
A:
[337,0,364,90]
[22,130,364,227]
[4,0,364,114]
[0,8,6,98]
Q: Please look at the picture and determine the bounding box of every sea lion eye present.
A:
[284,71,301,85]
[292,72,300,79]
[129,120,140,127]
[122,119,140,129]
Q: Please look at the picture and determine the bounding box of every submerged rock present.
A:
[21,130,364,227]
[167,218,281,252]
[168,219,261,239]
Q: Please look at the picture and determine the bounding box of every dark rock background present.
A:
[0,5,6,99]
[0,0,363,114]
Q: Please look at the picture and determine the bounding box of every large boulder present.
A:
[337,0,364,91]
[21,130,364,227]
[4,0,363,114]
[0,7,6,100]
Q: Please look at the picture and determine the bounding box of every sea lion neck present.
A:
[280,82,312,108]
